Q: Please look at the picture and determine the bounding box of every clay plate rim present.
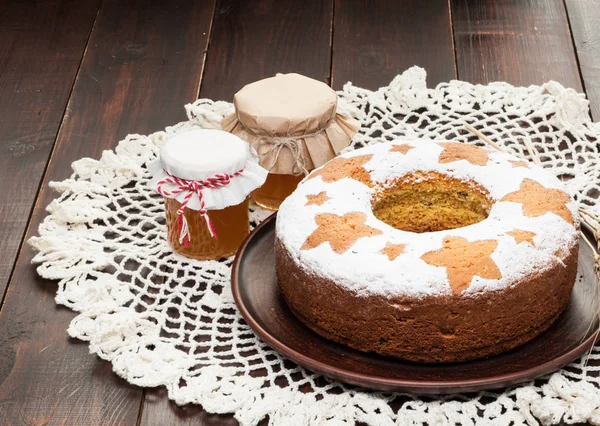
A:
[231,213,599,394]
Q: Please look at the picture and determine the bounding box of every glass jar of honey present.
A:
[149,129,268,260]
[163,197,250,260]
[251,173,304,210]
[221,73,361,210]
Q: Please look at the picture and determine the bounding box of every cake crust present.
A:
[276,237,578,363]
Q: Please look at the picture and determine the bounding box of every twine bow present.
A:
[260,137,309,176]
[156,169,243,246]
[232,111,339,176]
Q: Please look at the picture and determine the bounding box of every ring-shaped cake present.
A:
[275,139,579,363]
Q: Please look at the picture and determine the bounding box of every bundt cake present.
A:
[275,139,579,363]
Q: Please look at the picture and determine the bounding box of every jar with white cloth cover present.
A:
[221,73,360,210]
[149,129,268,260]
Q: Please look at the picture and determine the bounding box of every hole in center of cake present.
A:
[372,171,492,233]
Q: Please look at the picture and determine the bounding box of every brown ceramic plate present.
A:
[231,214,599,394]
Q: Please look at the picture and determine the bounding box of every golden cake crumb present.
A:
[507,229,536,246]
[380,243,406,260]
[301,212,382,254]
[372,172,492,233]
[421,236,501,294]
[501,178,573,223]
[305,191,329,206]
[306,155,374,187]
[438,142,489,166]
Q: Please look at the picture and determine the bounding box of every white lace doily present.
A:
[30,67,600,426]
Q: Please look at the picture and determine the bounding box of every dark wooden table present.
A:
[0,0,598,424]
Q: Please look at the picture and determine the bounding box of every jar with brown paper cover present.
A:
[222,73,360,210]
[149,129,268,260]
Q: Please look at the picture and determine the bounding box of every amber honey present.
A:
[165,197,249,260]
[252,173,304,210]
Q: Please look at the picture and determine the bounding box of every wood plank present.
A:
[332,0,456,90]
[0,0,215,424]
[140,0,333,424]
[451,0,582,90]
[564,0,600,120]
[0,0,100,302]
[199,0,333,101]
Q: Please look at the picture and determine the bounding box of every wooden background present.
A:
[0,0,598,424]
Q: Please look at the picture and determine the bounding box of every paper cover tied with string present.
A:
[148,129,268,260]
[221,73,360,209]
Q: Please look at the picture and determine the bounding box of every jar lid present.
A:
[160,129,247,181]
[222,74,360,175]
[233,73,337,137]
[149,129,268,211]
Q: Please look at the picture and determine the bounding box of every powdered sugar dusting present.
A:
[277,139,579,298]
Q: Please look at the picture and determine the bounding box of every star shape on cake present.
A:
[421,236,502,294]
[390,144,414,155]
[507,229,536,246]
[437,142,490,166]
[305,191,329,206]
[380,243,407,261]
[306,155,373,187]
[509,160,530,168]
[500,178,573,224]
[301,212,382,254]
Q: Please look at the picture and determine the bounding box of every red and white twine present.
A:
[156,169,243,246]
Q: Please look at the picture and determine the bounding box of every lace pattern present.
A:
[30,67,600,425]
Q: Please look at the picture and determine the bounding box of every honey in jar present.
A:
[150,129,268,260]
[221,73,361,210]
[165,197,249,260]
[252,173,304,210]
